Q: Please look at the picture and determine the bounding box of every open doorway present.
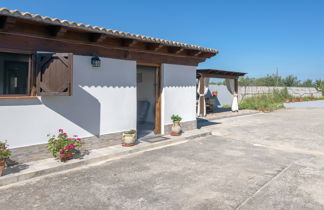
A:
[137,64,161,139]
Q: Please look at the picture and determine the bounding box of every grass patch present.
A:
[239,88,313,112]
[221,104,232,109]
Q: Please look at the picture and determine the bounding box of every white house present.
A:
[0,8,218,163]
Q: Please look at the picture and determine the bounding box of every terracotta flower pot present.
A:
[299,98,304,102]
[60,151,73,162]
[212,91,218,96]
[0,160,5,176]
[292,99,297,103]
[170,121,182,136]
[122,133,136,147]
[284,99,290,103]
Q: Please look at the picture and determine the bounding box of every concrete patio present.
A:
[0,108,324,209]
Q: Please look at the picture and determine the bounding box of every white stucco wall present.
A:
[0,55,137,148]
[161,64,196,132]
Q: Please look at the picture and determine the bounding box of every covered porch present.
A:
[196,69,246,117]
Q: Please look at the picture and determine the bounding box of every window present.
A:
[0,52,31,96]
[0,51,73,98]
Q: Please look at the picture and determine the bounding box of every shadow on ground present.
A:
[197,118,221,129]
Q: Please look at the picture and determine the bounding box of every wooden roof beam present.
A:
[47,25,67,37]
[146,43,164,52]
[0,16,16,31]
[88,33,107,43]
[167,47,184,54]
[187,49,202,57]
[121,38,138,47]
[197,73,237,79]
[201,52,217,58]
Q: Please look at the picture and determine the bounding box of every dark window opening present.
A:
[0,52,31,96]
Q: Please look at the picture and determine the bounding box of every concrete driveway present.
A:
[1,109,324,210]
[284,100,324,109]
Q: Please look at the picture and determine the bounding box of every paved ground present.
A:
[284,100,324,108]
[1,108,324,209]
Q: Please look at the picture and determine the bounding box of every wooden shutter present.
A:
[36,53,73,96]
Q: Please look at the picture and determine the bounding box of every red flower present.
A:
[59,149,65,154]
[73,135,78,137]
[58,129,63,133]
[77,138,81,141]
[63,133,67,136]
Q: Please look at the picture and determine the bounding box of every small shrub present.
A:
[47,129,84,160]
[222,104,232,109]
[239,89,292,112]
[0,141,11,160]
[0,141,7,149]
[171,114,182,122]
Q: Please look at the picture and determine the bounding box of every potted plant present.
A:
[170,114,182,136]
[0,141,7,150]
[122,130,137,147]
[292,98,297,103]
[0,141,11,176]
[47,129,84,162]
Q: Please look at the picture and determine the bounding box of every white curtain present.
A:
[197,78,209,116]
[196,79,201,116]
[226,79,239,112]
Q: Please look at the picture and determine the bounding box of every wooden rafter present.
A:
[167,47,184,54]
[146,43,164,52]
[121,38,138,47]
[0,16,16,31]
[88,33,107,43]
[187,50,202,57]
[47,26,67,37]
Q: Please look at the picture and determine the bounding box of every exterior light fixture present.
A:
[91,56,101,68]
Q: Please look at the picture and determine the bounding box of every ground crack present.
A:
[233,163,294,210]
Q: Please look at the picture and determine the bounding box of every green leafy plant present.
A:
[221,105,232,109]
[171,114,182,122]
[0,141,11,160]
[0,141,7,149]
[124,130,136,135]
[47,129,84,160]
[239,89,292,112]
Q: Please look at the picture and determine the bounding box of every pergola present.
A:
[196,69,247,116]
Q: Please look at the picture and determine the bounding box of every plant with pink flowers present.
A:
[47,129,84,161]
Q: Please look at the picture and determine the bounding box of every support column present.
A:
[233,77,239,112]
[199,76,205,117]
[234,77,239,94]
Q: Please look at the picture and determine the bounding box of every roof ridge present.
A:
[0,8,219,53]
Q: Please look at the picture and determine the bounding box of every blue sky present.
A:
[2,0,324,80]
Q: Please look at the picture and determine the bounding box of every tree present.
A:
[283,75,299,87]
[314,80,324,96]
[302,79,313,87]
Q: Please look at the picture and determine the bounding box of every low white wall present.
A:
[0,55,137,148]
[240,86,322,100]
[208,85,323,107]
[162,64,196,131]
